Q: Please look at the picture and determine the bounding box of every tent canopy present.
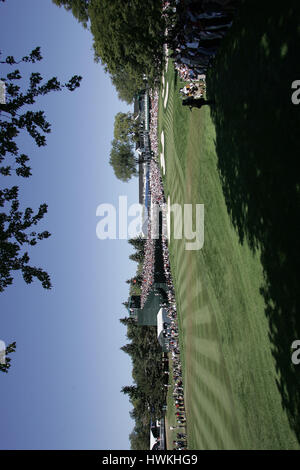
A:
[157,307,170,337]
[150,430,157,450]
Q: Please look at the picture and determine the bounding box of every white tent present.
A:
[150,430,157,450]
[157,308,166,338]
[157,308,171,351]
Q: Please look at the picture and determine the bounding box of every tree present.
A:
[110,65,144,104]
[89,0,165,84]
[52,0,89,28]
[119,316,136,326]
[129,252,144,263]
[129,428,149,451]
[114,112,139,143]
[109,138,137,182]
[126,275,142,287]
[120,343,137,356]
[0,187,51,291]
[52,0,166,93]
[109,111,142,182]
[0,341,16,373]
[121,385,144,402]
[128,236,145,252]
[120,322,167,449]
[0,47,82,179]
[0,47,82,291]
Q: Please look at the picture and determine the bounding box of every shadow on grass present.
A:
[207,0,300,442]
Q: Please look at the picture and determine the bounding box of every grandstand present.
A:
[134,88,153,238]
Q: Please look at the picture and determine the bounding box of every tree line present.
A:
[53,1,163,182]
[120,318,166,450]
[120,236,167,450]
[52,0,166,104]
[52,1,168,446]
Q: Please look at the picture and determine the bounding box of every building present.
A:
[137,283,168,326]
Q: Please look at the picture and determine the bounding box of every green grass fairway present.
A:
[158,31,299,448]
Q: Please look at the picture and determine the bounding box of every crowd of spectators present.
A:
[146,89,188,448]
[140,97,167,307]
[140,161,166,308]
[140,229,155,308]
[161,226,188,450]
[149,89,160,157]
[164,0,238,83]
[134,0,240,450]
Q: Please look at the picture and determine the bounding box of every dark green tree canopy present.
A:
[52,0,165,102]
[109,138,137,182]
[109,112,141,182]
[113,112,139,142]
[89,0,165,81]
[110,65,144,104]
[52,0,90,28]
[128,236,146,251]
[120,321,167,449]
[119,316,136,326]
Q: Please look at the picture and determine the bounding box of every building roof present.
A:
[157,308,169,336]
[137,283,167,326]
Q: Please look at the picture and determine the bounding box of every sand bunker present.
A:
[160,130,166,175]
[161,75,165,98]
[163,82,169,109]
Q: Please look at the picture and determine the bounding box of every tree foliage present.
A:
[109,138,137,182]
[0,47,82,291]
[110,66,144,105]
[109,112,141,182]
[120,320,167,450]
[128,236,145,252]
[89,0,165,83]
[0,341,16,373]
[0,187,51,291]
[52,0,89,28]
[52,0,166,102]
[129,251,144,263]
[113,112,138,142]
[0,47,82,179]
[126,274,142,288]
[119,316,136,326]
[128,238,145,264]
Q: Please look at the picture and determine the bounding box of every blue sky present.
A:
[0,0,138,449]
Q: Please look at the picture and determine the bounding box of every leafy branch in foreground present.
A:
[0,341,16,373]
[0,47,82,178]
[0,47,82,292]
[0,186,51,291]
